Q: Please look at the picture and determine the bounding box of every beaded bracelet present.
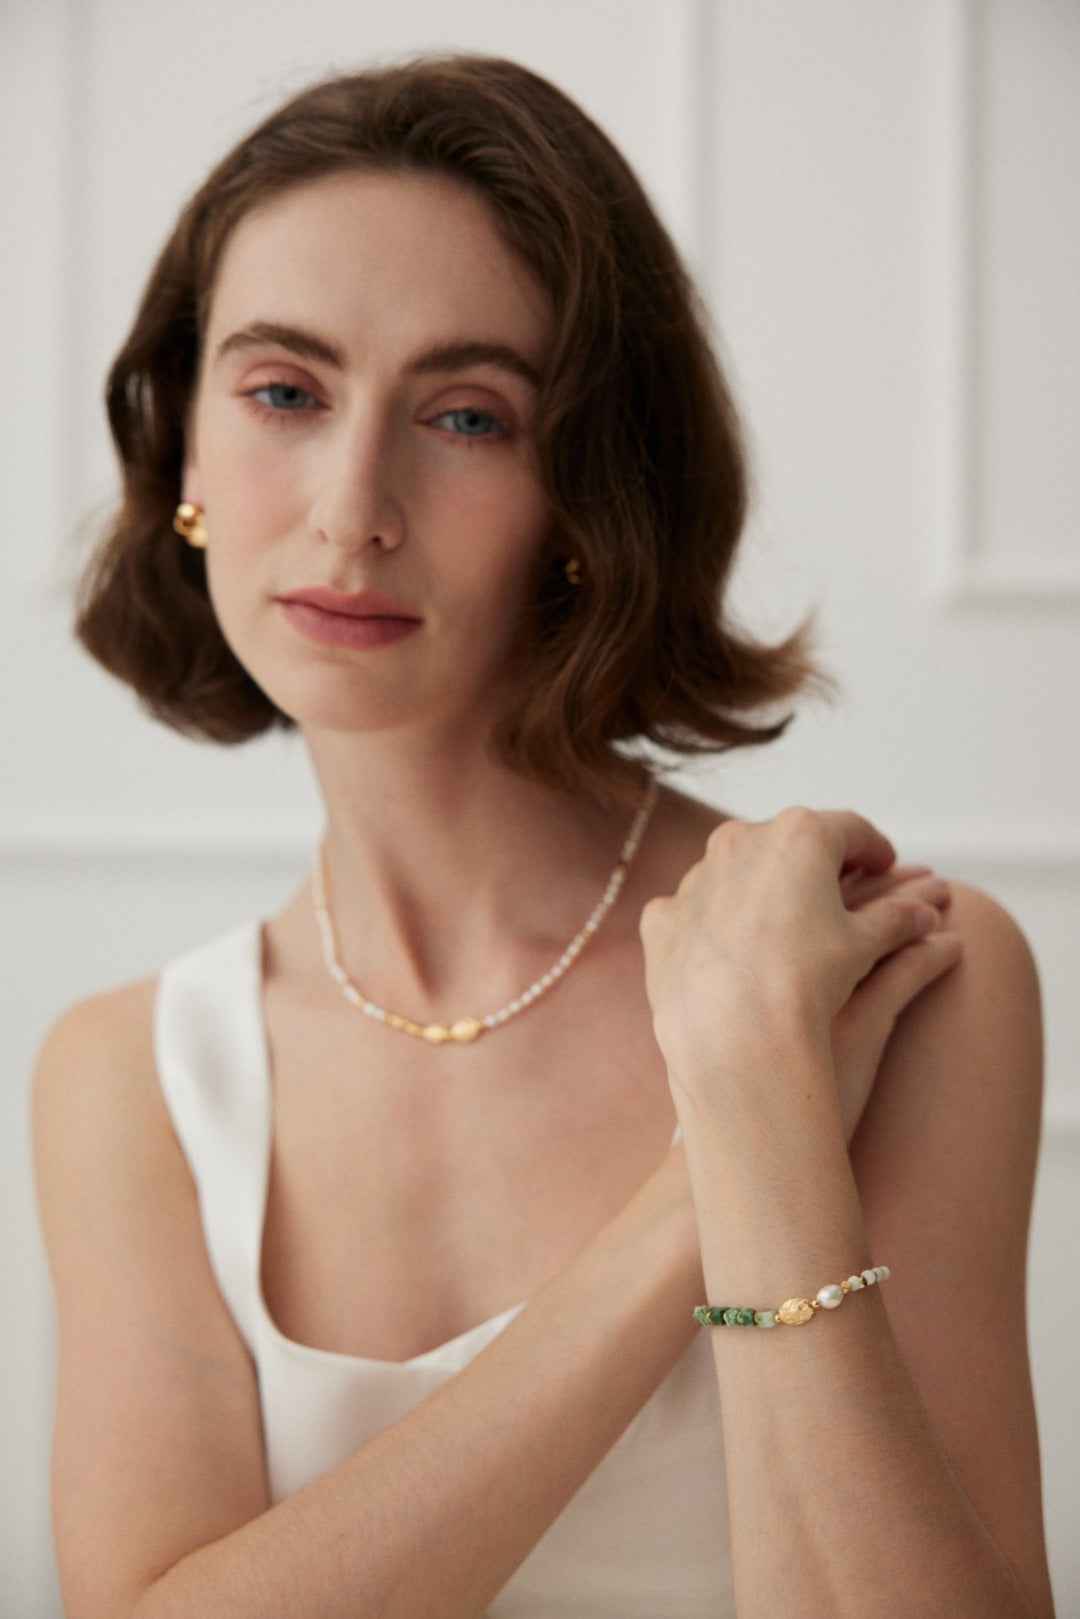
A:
[694,1265,891,1329]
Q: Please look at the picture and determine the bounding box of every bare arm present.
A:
[34,984,701,1619]
[643,816,1055,1619]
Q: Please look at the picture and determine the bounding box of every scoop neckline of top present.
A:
[242,918,528,1371]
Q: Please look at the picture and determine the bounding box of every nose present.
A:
[308,406,405,557]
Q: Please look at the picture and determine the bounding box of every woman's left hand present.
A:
[640,809,961,1133]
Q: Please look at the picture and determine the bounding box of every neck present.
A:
[303,724,649,1018]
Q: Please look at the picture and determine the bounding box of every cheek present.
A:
[195,388,302,514]
[202,544,254,670]
[449,472,551,591]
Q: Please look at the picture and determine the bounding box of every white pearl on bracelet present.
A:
[815,1283,845,1309]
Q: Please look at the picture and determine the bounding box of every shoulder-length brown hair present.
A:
[76,54,817,803]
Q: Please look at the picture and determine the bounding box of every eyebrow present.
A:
[213,321,542,388]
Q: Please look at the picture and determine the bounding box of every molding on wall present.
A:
[880,825,1080,873]
[2,816,1080,866]
[2,817,1078,870]
[2,815,1080,867]
[0,816,317,863]
[925,0,1080,608]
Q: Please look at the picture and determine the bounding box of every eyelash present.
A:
[246,382,321,419]
[430,407,507,441]
[244,384,508,441]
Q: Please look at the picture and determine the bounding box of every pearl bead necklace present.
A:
[311,778,659,1045]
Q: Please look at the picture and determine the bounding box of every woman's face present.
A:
[183,168,554,742]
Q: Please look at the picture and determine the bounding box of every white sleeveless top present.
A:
[154,922,734,1617]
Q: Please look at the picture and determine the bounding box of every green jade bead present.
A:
[692,1305,780,1328]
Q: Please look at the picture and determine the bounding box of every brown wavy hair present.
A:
[75,54,818,803]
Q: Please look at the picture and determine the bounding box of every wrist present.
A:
[660,1017,835,1120]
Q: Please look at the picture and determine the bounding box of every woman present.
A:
[33,56,1054,1619]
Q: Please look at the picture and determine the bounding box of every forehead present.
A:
[206,168,552,362]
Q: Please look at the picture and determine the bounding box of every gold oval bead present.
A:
[776,1297,815,1326]
[449,1017,485,1043]
[421,1023,451,1044]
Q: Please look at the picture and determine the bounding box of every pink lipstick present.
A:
[277,586,423,651]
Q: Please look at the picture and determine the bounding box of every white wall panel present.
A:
[970,0,1080,596]
[922,0,1080,604]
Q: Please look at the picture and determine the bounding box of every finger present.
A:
[855,929,963,1026]
[853,893,941,971]
[843,870,951,913]
[812,809,897,879]
[841,863,931,900]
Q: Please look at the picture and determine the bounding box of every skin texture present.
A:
[34,170,1055,1618]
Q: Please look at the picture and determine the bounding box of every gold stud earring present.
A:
[564,556,583,587]
[173,502,208,549]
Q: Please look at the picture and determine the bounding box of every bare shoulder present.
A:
[31,972,192,1231]
[32,972,207,1347]
[35,974,159,1086]
[938,877,1041,1027]
[858,879,1042,1179]
[33,976,167,1215]
[854,877,1043,1252]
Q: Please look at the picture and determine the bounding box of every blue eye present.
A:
[434,407,504,438]
[251,382,317,411]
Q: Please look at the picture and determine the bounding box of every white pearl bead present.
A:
[846,1274,864,1290]
[816,1284,844,1309]
[874,1265,890,1282]
[860,1269,878,1287]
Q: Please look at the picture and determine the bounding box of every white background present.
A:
[3,2,1078,1612]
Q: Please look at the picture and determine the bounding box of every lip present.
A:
[277,586,423,620]
[276,586,424,651]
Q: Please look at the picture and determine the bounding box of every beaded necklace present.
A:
[312,778,659,1045]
